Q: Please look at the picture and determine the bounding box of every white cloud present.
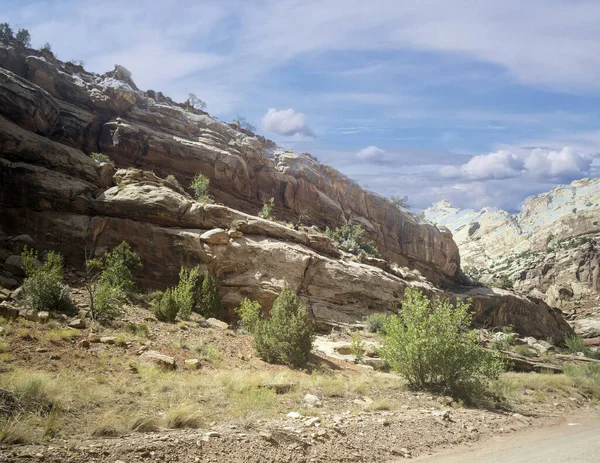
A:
[261,108,314,137]
[441,147,594,181]
[356,145,385,160]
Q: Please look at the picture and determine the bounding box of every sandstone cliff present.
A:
[424,181,600,332]
[0,39,573,341]
[0,42,459,285]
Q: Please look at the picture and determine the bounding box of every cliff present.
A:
[0,39,574,341]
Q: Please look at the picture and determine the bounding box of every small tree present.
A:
[153,289,179,323]
[41,42,52,52]
[196,272,222,318]
[186,93,206,110]
[235,298,262,332]
[233,115,256,132]
[258,197,274,220]
[390,195,409,210]
[380,289,504,400]
[252,289,314,368]
[189,173,212,203]
[0,23,14,40]
[15,28,31,48]
[172,266,201,320]
[21,247,74,313]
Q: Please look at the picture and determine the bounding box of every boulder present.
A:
[68,318,86,329]
[303,394,322,408]
[0,302,19,319]
[4,255,25,277]
[205,318,229,330]
[139,350,176,370]
[200,228,230,245]
[184,358,201,369]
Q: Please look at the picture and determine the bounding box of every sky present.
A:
[4,0,600,212]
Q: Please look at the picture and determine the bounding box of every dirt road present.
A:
[411,413,600,463]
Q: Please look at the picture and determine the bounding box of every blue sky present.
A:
[4,0,600,211]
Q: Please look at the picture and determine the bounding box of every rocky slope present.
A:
[424,180,600,338]
[0,41,458,285]
[0,39,573,341]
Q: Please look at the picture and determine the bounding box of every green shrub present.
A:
[252,289,314,368]
[380,289,504,400]
[235,298,262,332]
[85,242,141,323]
[153,289,179,322]
[15,28,31,48]
[189,174,212,203]
[350,332,365,363]
[21,248,74,313]
[196,272,222,319]
[364,313,389,333]
[514,345,536,357]
[258,198,275,220]
[172,266,201,320]
[90,152,114,166]
[325,222,381,259]
[565,363,600,398]
[564,335,600,359]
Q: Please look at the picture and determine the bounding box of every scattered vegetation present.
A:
[189,173,212,203]
[380,289,504,401]
[258,197,275,220]
[90,152,114,166]
[325,222,381,259]
[21,247,74,313]
[249,290,314,368]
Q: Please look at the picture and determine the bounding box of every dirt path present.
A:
[410,412,600,463]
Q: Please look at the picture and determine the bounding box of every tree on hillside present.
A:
[186,93,207,110]
[390,195,410,209]
[233,114,256,132]
[0,23,14,40]
[15,28,31,47]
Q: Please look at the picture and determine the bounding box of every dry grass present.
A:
[164,404,204,429]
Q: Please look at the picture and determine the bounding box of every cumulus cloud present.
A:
[261,108,314,137]
[440,147,593,182]
[356,145,385,160]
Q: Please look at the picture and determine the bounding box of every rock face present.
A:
[424,182,600,331]
[0,42,459,285]
[0,40,574,341]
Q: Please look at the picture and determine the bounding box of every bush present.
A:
[514,345,536,357]
[189,174,212,203]
[252,289,314,368]
[21,248,74,313]
[564,335,600,359]
[236,298,262,332]
[85,242,142,323]
[364,313,389,333]
[172,266,201,320]
[380,289,504,400]
[258,198,274,220]
[196,272,222,318]
[350,332,365,363]
[325,222,381,259]
[90,152,114,166]
[153,289,179,323]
